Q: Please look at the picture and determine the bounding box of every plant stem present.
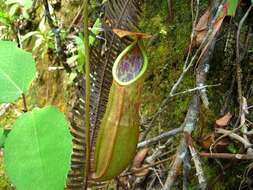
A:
[22,93,28,112]
[83,0,90,189]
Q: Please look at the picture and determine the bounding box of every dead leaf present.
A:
[201,132,215,149]
[215,112,233,128]
[112,28,152,39]
[195,8,210,32]
[132,147,149,168]
[201,132,230,150]
[132,164,150,177]
[193,8,210,47]
[193,7,225,48]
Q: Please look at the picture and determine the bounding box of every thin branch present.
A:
[121,156,173,177]
[188,144,207,190]
[216,128,252,148]
[22,93,28,112]
[235,5,252,126]
[210,124,243,152]
[140,84,218,141]
[183,148,190,190]
[199,152,253,160]
[167,0,173,21]
[163,94,200,190]
[138,127,182,149]
[43,0,72,73]
[171,84,220,97]
[170,1,225,97]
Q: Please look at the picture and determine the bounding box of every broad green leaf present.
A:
[0,41,36,103]
[4,106,73,190]
[252,0,253,5]
[227,0,239,16]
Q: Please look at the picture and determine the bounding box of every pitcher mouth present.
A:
[112,41,148,86]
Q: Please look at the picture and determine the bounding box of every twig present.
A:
[115,177,128,190]
[163,137,188,190]
[188,144,207,190]
[140,84,218,141]
[171,84,220,97]
[163,94,200,190]
[138,127,182,148]
[43,0,72,73]
[67,5,83,34]
[121,156,173,177]
[235,5,252,126]
[210,124,243,152]
[167,0,173,21]
[169,0,200,96]
[48,65,76,71]
[183,148,190,190]
[216,128,252,148]
[199,152,253,160]
[22,93,28,112]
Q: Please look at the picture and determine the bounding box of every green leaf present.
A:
[4,106,73,190]
[21,31,40,42]
[251,0,253,5]
[227,0,239,16]
[0,12,11,26]
[6,0,32,9]
[0,41,36,103]
[89,18,102,45]
[227,143,238,154]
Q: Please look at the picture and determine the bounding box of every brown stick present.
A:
[22,93,28,112]
[199,152,253,160]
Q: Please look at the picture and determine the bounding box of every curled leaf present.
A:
[113,29,152,39]
[132,147,149,169]
[132,164,150,177]
[201,132,215,149]
[215,112,232,128]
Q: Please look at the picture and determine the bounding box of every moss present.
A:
[140,0,196,134]
[0,156,13,190]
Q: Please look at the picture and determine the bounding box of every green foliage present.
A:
[227,143,238,153]
[4,106,73,190]
[21,18,54,58]
[0,12,11,26]
[227,0,239,16]
[5,0,32,19]
[68,18,102,73]
[0,41,36,103]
